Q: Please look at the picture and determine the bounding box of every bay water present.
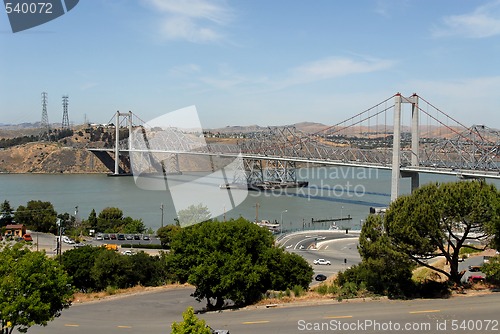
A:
[1,167,497,232]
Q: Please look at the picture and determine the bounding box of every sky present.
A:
[1,0,500,129]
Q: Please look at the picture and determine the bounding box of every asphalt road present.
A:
[278,230,362,282]
[20,287,500,334]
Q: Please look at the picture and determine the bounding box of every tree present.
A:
[157,225,181,248]
[91,249,135,290]
[96,207,124,232]
[0,200,14,227]
[14,200,58,233]
[482,255,500,285]
[86,209,98,230]
[61,245,107,292]
[336,214,416,297]
[0,244,73,334]
[385,181,500,284]
[170,307,211,334]
[177,204,211,227]
[120,217,146,234]
[168,218,312,308]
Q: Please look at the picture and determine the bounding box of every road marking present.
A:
[324,315,353,319]
[242,320,270,324]
[409,310,441,314]
[117,325,132,328]
[64,324,80,327]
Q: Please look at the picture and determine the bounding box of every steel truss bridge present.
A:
[88,93,500,201]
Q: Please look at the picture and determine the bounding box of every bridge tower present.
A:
[391,93,420,202]
[113,111,133,175]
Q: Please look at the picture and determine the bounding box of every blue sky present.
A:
[1,0,500,128]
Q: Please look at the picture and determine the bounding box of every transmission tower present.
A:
[62,95,70,129]
[39,92,50,141]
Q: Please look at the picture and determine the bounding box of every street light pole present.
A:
[160,203,164,228]
[280,210,287,235]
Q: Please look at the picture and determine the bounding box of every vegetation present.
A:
[385,181,499,284]
[170,307,211,334]
[0,244,73,334]
[0,200,14,227]
[176,204,212,227]
[14,200,58,234]
[334,181,499,299]
[61,246,168,292]
[482,255,500,285]
[337,214,416,298]
[156,224,182,249]
[87,207,146,234]
[167,218,313,309]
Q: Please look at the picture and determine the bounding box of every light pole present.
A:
[341,205,344,220]
[280,210,287,235]
[160,203,164,228]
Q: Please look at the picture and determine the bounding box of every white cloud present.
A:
[282,56,394,88]
[432,0,500,38]
[142,0,233,43]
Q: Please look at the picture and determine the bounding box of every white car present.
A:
[314,258,331,265]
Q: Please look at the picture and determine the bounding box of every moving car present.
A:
[315,274,327,281]
[314,258,331,265]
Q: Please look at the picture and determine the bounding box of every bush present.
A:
[292,285,304,297]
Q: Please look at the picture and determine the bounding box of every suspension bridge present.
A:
[87,93,500,202]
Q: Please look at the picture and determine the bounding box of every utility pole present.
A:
[254,202,260,223]
[160,203,164,228]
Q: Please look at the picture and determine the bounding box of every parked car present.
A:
[96,233,103,241]
[468,265,482,272]
[314,258,331,265]
[117,234,125,240]
[134,234,141,240]
[122,250,134,256]
[103,234,110,240]
[468,275,485,283]
[110,234,117,240]
[143,235,150,241]
[126,234,133,240]
[22,234,33,242]
[315,274,327,281]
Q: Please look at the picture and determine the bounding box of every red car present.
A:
[23,234,33,242]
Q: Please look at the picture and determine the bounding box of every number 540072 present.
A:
[5,2,53,14]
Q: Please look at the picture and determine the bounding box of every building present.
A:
[4,224,26,238]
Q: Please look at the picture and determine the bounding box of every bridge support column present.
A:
[391,93,420,202]
[391,94,402,202]
[114,111,120,175]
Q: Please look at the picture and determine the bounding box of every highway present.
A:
[20,287,500,334]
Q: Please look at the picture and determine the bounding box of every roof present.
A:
[5,224,25,229]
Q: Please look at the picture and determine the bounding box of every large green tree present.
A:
[176,204,211,227]
[385,181,500,284]
[0,244,73,334]
[168,218,312,308]
[14,200,58,233]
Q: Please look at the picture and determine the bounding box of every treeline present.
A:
[0,200,149,238]
[0,129,74,149]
